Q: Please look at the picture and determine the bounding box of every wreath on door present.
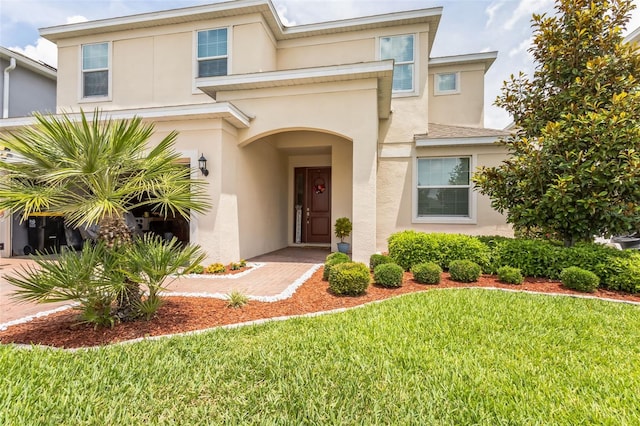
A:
[313,178,326,194]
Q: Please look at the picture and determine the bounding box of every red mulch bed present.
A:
[2,269,639,349]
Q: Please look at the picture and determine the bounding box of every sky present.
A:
[1,0,639,129]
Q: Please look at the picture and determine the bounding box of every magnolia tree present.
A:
[474,0,640,247]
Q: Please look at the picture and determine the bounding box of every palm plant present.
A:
[0,109,210,323]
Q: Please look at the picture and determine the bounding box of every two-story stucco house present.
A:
[0,0,511,263]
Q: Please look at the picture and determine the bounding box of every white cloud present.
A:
[508,36,533,59]
[66,15,88,24]
[9,37,57,68]
[485,1,504,29]
[503,0,554,31]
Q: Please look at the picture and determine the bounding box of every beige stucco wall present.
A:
[428,62,486,128]
[55,14,275,112]
[376,144,512,252]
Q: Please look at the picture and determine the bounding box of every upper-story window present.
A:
[435,72,460,95]
[197,28,228,77]
[82,42,109,98]
[380,34,415,92]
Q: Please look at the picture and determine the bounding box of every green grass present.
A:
[2,290,640,424]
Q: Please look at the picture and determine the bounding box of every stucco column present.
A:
[351,133,377,263]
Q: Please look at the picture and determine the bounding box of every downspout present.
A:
[3,57,17,119]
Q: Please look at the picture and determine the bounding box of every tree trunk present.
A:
[97,214,141,322]
[563,235,576,248]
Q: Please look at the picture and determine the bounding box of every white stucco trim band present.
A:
[416,136,499,147]
[196,61,394,118]
[0,102,252,130]
[429,51,498,73]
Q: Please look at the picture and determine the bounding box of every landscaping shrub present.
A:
[560,267,600,293]
[552,242,630,281]
[191,264,205,274]
[411,262,442,284]
[369,253,393,271]
[448,260,482,283]
[328,262,370,295]
[490,238,561,277]
[226,290,249,308]
[497,266,524,285]
[205,263,226,274]
[387,231,489,271]
[605,257,640,293]
[373,263,404,288]
[323,252,351,281]
[326,252,351,263]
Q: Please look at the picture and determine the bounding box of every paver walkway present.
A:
[0,247,330,325]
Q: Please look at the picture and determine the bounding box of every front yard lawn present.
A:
[2,289,640,424]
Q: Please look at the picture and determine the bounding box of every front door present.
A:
[294,167,331,244]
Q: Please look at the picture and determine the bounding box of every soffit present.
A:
[40,0,441,50]
[0,102,251,131]
[196,60,394,119]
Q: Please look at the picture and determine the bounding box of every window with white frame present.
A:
[435,72,460,95]
[197,28,228,77]
[380,34,415,92]
[82,43,109,98]
[417,157,471,217]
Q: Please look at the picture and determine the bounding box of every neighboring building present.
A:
[0,0,510,262]
[625,26,640,45]
[0,47,57,257]
[0,47,56,118]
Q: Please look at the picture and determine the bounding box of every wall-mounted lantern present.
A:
[198,154,209,177]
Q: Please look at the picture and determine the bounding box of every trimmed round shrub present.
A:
[448,260,482,283]
[329,262,370,295]
[323,252,351,281]
[370,253,393,271]
[497,266,524,285]
[560,267,600,293]
[191,264,205,274]
[373,263,404,288]
[326,252,350,263]
[411,262,442,284]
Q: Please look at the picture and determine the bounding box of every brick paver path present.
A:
[0,247,330,325]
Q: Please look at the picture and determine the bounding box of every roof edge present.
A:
[429,51,498,72]
[0,47,57,79]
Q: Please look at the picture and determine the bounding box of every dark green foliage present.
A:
[411,262,442,284]
[373,263,404,288]
[370,253,393,271]
[448,260,482,283]
[497,266,524,285]
[488,238,633,284]
[387,231,490,271]
[604,257,640,293]
[560,267,600,293]
[490,239,561,277]
[323,252,351,281]
[328,262,370,296]
[473,0,640,246]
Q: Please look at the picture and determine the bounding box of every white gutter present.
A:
[3,57,17,119]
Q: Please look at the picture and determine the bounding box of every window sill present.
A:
[413,216,477,225]
[433,90,460,96]
[78,96,112,103]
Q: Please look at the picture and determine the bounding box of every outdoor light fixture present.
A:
[198,154,209,177]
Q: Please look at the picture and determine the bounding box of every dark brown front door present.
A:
[294,167,331,244]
